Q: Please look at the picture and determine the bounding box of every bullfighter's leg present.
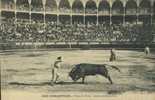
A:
[51,69,55,85]
[54,74,59,83]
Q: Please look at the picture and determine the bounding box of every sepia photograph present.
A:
[1,0,155,100]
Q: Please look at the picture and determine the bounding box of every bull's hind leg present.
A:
[101,73,113,84]
[101,68,113,84]
[107,75,113,84]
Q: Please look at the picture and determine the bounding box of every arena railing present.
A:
[12,40,153,45]
[1,40,155,50]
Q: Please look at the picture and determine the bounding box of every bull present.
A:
[69,63,121,84]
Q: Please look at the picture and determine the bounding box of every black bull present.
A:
[69,63,121,84]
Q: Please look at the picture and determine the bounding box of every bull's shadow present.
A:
[9,81,84,86]
[56,81,85,85]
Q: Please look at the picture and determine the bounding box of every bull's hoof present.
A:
[81,82,88,84]
[50,82,54,86]
[110,82,113,84]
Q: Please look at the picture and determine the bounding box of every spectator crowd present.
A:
[0,18,154,44]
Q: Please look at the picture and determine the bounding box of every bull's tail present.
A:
[104,64,121,72]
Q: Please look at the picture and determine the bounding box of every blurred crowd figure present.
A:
[144,46,150,55]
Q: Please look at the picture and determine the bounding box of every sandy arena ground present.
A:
[1,49,155,99]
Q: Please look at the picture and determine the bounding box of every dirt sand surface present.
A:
[2,90,155,100]
[1,50,155,98]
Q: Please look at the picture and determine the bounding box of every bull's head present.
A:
[69,66,81,82]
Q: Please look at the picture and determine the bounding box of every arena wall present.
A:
[1,0,155,25]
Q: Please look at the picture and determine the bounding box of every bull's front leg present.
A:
[82,76,85,84]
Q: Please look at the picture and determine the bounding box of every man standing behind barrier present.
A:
[51,56,63,85]
[110,48,116,61]
[144,46,150,55]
